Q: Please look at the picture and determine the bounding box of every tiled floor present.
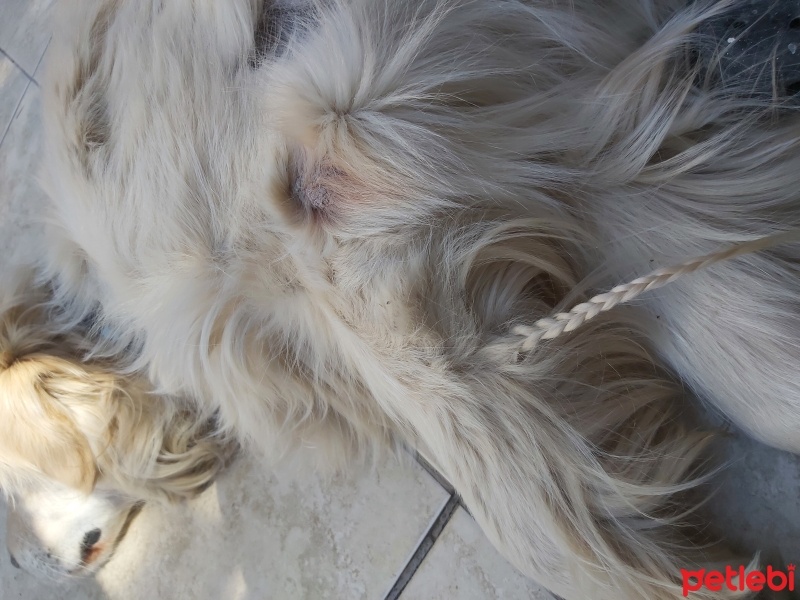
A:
[2,3,800,600]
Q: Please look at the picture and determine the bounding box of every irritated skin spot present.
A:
[293,175,333,210]
[288,155,348,219]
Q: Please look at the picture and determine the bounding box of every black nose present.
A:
[81,528,102,553]
[9,554,20,569]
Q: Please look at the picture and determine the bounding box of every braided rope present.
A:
[512,230,800,352]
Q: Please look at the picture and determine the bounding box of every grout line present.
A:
[413,453,565,600]
[384,494,460,600]
[413,451,455,495]
[0,48,36,84]
[31,37,52,86]
[0,78,32,149]
[0,37,51,149]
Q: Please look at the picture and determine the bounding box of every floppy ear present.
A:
[0,355,97,494]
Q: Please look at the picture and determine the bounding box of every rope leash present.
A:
[512,230,800,352]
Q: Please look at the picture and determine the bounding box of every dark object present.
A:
[695,0,800,100]
[80,528,102,556]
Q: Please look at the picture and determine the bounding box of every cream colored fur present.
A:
[6,0,800,597]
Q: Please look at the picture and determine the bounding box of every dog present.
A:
[5,0,800,597]
[0,269,232,577]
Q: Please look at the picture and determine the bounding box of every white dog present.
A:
[5,0,800,597]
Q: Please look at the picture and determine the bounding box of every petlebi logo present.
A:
[681,565,795,597]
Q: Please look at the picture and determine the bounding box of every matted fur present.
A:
[18,0,800,597]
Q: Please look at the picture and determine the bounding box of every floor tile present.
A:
[0,54,30,146]
[707,431,800,563]
[32,37,50,81]
[400,508,556,600]
[0,453,450,600]
[0,0,55,76]
[0,81,47,271]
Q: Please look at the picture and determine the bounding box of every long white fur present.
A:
[15,0,800,597]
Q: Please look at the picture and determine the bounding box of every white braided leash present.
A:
[512,230,800,352]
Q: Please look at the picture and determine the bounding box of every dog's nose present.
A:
[80,528,102,565]
[81,529,101,553]
[9,554,20,569]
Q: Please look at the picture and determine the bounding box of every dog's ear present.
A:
[0,355,98,494]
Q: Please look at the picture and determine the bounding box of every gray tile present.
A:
[400,508,556,600]
[32,36,50,82]
[0,81,48,273]
[0,54,30,146]
[0,0,56,76]
[0,454,450,600]
[706,431,800,563]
